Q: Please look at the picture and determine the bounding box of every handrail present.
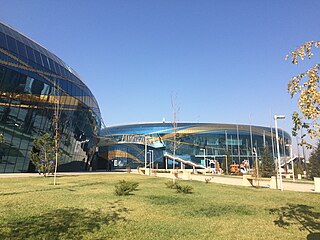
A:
[164,152,206,169]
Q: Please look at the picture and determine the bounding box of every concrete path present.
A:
[140,171,316,193]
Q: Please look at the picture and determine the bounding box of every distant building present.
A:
[99,122,291,169]
[0,22,101,172]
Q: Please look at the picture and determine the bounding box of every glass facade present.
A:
[0,22,101,172]
[100,123,291,169]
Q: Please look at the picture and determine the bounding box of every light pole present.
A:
[200,148,206,168]
[274,115,285,191]
[144,135,148,169]
[253,147,259,178]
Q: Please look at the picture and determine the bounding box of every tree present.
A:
[307,141,320,180]
[286,41,320,147]
[261,146,275,178]
[221,151,231,174]
[31,133,57,176]
[294,161,304,177]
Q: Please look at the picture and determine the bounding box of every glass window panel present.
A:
[41,54,49,69]
[54,62,61,75]
[6,35,17,53]
[61,79,68,92]
[34,50,42,65]
[48,58,55,72]
[26,46,35,62]
[16,41,27,58]
[0,32,7,49]
[60,66,66,78]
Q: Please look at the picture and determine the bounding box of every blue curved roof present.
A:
[103,122,291,140]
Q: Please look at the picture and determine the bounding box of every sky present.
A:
[1,0,320,153]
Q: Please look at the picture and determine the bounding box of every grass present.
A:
[0,174,319,239]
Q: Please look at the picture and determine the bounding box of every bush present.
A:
[114,180,139,196]
[176,184,193,194]
[165,180,179,189]
[165,181,193,194]
[205,178,211,183]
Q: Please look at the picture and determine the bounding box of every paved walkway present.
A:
[136,170,316,193]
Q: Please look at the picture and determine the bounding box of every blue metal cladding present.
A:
[102,123,291,168]
[0,22,102,172]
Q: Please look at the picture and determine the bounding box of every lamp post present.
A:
[144,135,148,169]
[274,115,285,191]
[200,148,206,168]
[253,147,259,178]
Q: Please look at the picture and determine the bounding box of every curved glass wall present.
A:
[0,22,101,172]
[100,123,291,169]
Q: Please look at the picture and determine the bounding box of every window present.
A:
[26,46,35,62]
[0,32,7,49]
[54,62,61,75]
[34,50,42,65]
[41,54,49,69]
[48,58,55,72]
[16,41,27,58]
[6,35,17,53]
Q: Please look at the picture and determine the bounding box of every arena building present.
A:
[0,22,101,172]
[99,122,291,170]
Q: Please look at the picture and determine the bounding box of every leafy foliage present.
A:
[114,180,139,196]
[31,133,57,176]
[286,41,320,146]
[307,141,320,180]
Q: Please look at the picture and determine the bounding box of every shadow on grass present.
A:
[269,204,320,239]
[0,201,129,240]
[147,195,182,205]
[0,181,106,196]
[187,205,254,217]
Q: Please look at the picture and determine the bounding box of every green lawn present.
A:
[0,174,319,240]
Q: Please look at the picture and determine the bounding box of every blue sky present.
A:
[1,1,319,147]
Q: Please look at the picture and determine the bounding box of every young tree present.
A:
[286,41,320,147]
[221,151,231,174]
[295,161,304,177]
[307,141,320,180]
[31,133,56,176]
[261,147,275,178]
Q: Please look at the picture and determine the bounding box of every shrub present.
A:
[165,180,179,189]
[165,181,193,194]
[114,180,139,196]
[176,184,193,194]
